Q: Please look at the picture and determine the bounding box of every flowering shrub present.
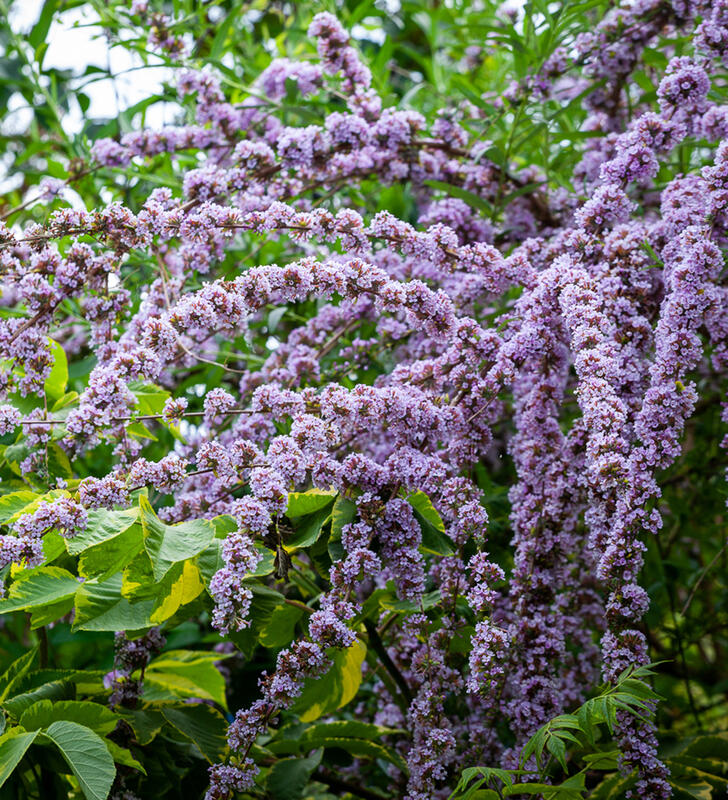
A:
[0,1,726,799]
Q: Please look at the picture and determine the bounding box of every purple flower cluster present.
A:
[209,497,266,634]
[1,496,87,571]
[105,628,166,708]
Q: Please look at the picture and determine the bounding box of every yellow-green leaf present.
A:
[286,490,336,518]
[44,339,68,402]
[291,640,366,722]
[150,560,205,623]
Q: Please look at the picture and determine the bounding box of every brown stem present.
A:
[38,626,49,668]
[283,598,314,615]
[20,408,255,426]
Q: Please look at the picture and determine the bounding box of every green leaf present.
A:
[1,489,69,524]
[406,491,445,532]
[121,551,155,600]
[211,514,237,537]
[582,750,620,770]
[209,6,240,60]
[116,709,165,746]
[453,765,518,796]
[251,542,276,576]
[289,723,408,771]
[379,588,441,615]
[42,530,67,564]
[20,700,118,736]
[328,495,357,562]
[149,560,206,623]
[51,391,79,411]
[669,753,728,790]
[104,740,146,774]
[29,0,59,50]
[161,704,229,763]
[0,647,38,702]
[3,443,31,474]
[357,587,392,624]
[286,490,336,518]
[68,508,140,556]
[0,567,79,615]
[330,496,357,540]
[462,791,500,800]
[73,573,154,632]
[44,339,68,402]
[589,771,637,799]
[140,496,215,581]
[411,501,454,555]
[3,678,76,718]
[195,540,225,587]
[0,491,39,523]
[125,421,158,441]
[12,668,103,694]
[301,720,403,742]
[129,382,170,416]
[546,734,568,772]
[285,506,331,550]
[79,521,144,582]
[290,640,367,722]
[47,443,73,480]
[559,773,587,793]
[143,650,228,709]
[303,735,404,769]
[668,779,714,800]
[228,585,287,656]
[42,720,115,800]
[0,728,41,789]
[259,602,303,648]
[267,750,322,800]
[682,734,728,761]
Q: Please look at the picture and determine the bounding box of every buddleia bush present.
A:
[0,1,726,799]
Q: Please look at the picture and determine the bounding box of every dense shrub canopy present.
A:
[0,1,726,799]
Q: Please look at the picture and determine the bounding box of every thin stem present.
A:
[283,598,314,615]
[20,408,255,426]
[0,167,99,222]
[681,537,728,617]
[654,534,703,731]
[363,620,413,705]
